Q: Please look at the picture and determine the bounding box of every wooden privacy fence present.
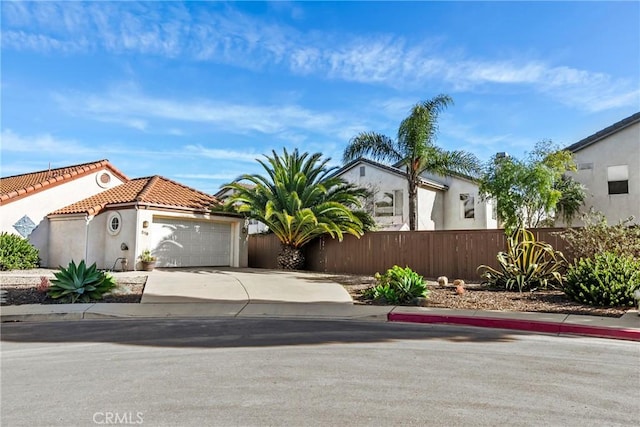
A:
[248,228,573,281]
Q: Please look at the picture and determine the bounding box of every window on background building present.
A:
[359,166,366,177]
[460,193,475,219]
[374,190,403,217]
[607,165,629,195]
[393,190,403,216]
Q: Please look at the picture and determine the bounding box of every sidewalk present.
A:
[2,302,639,341]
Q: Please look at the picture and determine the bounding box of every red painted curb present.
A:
[387,312,640,342]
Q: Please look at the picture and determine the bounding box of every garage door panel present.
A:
[151,218,231,267]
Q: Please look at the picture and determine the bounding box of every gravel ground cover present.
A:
[331,275,629,318]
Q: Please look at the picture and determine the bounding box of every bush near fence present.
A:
[248,229,574,281]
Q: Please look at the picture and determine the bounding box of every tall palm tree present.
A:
[222,148,372,270]
[343,94,481,230]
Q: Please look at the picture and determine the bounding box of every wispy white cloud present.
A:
[183,145,261,163]
[0,128,92,154]
[51,84,369,143]
[0,129,264,165]
[2,2,637,112]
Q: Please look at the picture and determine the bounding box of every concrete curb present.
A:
[388,311,640,342]
[2,303,639,342]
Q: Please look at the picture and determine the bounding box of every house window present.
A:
[393,190,403,216]
[374,190,403,217]
[107,212,122,235]
[607,165,629,195]
[578,163,593,170]
[460,194,475,219]
[359,166,366,177]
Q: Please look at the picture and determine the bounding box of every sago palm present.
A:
[343,94,481,230]
[223,148,371,269]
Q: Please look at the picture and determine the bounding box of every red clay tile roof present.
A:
[49,176,221,216]
[0,159,129,204]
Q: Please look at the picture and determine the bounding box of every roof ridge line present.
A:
[1,159,110,180]
[136,175,160,201]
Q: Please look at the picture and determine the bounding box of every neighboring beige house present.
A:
[0,160,129,266]
[1,160,248,270]
[564,112,640,226]
[333,158,497,231]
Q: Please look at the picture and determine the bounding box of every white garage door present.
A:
[151,218,232,267]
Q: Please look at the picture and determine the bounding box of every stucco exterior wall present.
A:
[566,123,640,226]
[338,161,497,231]
[421,173,497,230]
[339,162,444,230]
[0,170,125,265]
[47,216,89,268]
[84,209,138,271]
[49,208,247,270]
[417,186,442,230]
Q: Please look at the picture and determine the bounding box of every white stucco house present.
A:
[333,158,498,231]
[0,160,129,266]
[1,160,248,270]
[564,112,640,226]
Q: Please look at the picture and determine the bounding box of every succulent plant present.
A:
[48,260,116,303]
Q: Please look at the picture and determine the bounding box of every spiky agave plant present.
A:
[48,260,116,303]
[477,228,568,292]
[223,148,371,270]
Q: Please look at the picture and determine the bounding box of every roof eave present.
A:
[565,112,640,153]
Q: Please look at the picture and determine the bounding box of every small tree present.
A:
[479,141,585,233]
[222,149,373,270]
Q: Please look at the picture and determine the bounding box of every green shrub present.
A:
[48,260,116,303]
[365,265,427,304]
[558,210,640,261]
[0,232,39,270]
[564,252,640,307]
[478,227,567,292]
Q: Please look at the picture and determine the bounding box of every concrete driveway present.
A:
[140,268,353,304]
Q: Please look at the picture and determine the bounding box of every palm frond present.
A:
[343,132,402,164]
[220,148,372,249]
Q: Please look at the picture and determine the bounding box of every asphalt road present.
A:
[1,318,638,426]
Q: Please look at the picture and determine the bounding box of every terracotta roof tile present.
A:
[1,159,129,204]
[49,176,221,216]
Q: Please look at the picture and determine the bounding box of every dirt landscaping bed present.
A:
[331,275,630,318]
[0,275,147,305]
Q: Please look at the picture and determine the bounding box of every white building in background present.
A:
[564,112,640,226]
[333,158,497,231]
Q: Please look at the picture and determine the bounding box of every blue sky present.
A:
[2,1,638,194]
